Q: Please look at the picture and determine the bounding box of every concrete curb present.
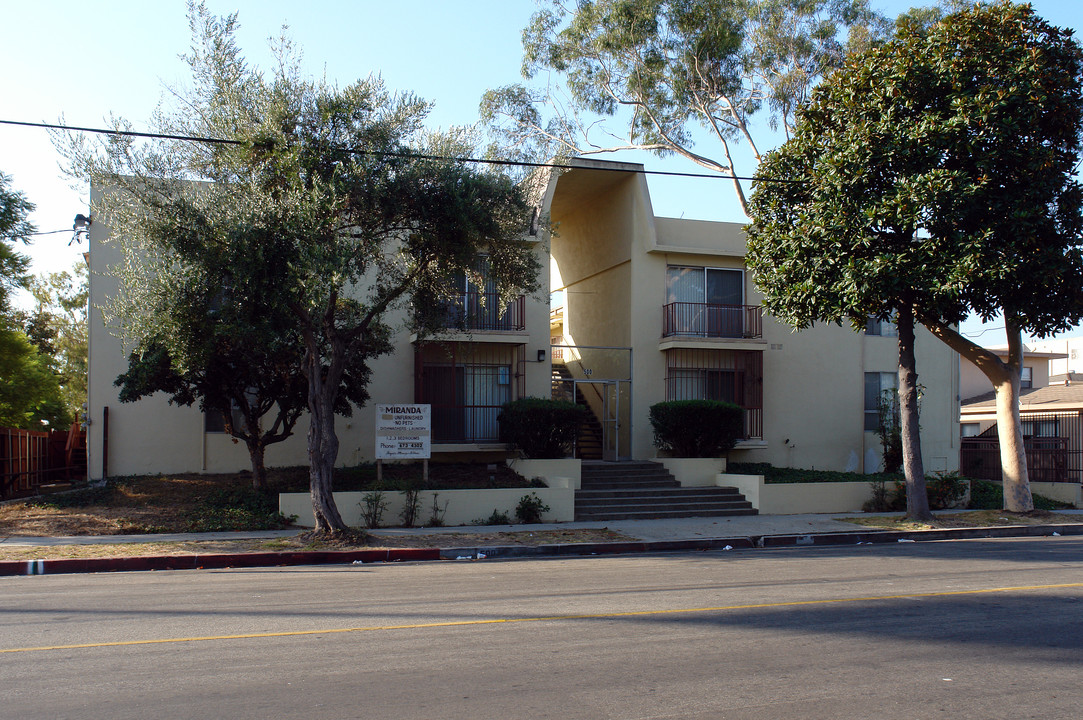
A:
[1,523,1080,576]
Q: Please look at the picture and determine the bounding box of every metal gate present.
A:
[960,411,1083,483]
[550,345,632,461]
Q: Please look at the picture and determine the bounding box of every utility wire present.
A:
[1,118,801,183]
[27,229,75,236]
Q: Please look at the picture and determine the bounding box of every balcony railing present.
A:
[662,302,762,339]
[442,292,526,331]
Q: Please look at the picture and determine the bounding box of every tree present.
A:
[0,173,70,430]
[0,172,34,315]
[480,0,889,211]
[59,2,540,532]
[19,265,88,424]
[747,2,1083,513]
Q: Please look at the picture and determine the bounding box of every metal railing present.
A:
[961,436,1073,483]
[662,302,762,339]
[441,293,525,331]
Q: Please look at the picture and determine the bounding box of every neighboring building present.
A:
[959,346,1081,482]
[1028,336,1083,377]
[544,159,959,473]
[958,345,1064,404]
[86,160,962,479]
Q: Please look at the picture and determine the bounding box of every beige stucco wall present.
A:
[87,183,551,480]
[280,487,575,527]
[545,160,960,474]
[719,474,878,514]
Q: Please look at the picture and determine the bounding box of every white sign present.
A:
[375,404,431,459]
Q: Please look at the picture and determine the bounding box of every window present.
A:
[665,266,745,337]
[204,404,243,433]
[664,348,763,439]
[416,343,524,443]
[960,422,981,438]
[864,372,897,432]
[441,256,524,331]
[865,316,897,337]
[1021,366,1033,389]
[1022,418,1059,437]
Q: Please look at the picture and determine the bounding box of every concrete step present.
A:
[577,487,745,501]
[574,507,760,521]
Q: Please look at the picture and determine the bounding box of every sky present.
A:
[3,0,1082,346]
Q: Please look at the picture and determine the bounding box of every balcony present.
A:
[662,302,762,339]
[441,292,526,332]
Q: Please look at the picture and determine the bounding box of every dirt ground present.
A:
[837,509,1083,531]
[0,472,631,561]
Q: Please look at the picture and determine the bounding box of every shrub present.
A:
[359,491,389,528]
[968,479,1073,511]
[515,492,550,523]
[474,509,512,525]
[649,400,744,457]
[183,487,292,532]
[498,398,586,458]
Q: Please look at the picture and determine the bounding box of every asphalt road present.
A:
[2,537,1082,719]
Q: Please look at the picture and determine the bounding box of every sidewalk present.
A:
[0,513,886,547]
[2,511,1082,576]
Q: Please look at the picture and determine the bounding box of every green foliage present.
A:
[498,397,586,458]
[400,483,423,527]
[649,400,744,457]
[515,492,551,524]
[747,2,1083,339]
[0,171,34,315]
[183,486,292,532]
[359,491,390,529]
[482,0,889,209]
[0,321,71,429]
[426,492,448,527]
[58,3,540,528]
[18,265,88,424]
[876,389,902,474]
[967,479,1073,511]
[474,509,512,526]
[0,173,71,430]
[967,479,1003,510]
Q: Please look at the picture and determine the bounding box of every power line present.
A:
[1,118,799,183]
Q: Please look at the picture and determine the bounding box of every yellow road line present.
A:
[3,581,1081,655]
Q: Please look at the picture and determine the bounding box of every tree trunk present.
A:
[896,304,932,522]
[242,412,268,492]
[304,352,348,533]
[997,322,1034,512]
[921,317,1033,512]
[246,440,268,492]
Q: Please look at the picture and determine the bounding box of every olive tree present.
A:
[60,3,540,531]
[747,2,1083,514]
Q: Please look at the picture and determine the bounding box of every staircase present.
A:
[575,461,758,521]
[551,364,604,460]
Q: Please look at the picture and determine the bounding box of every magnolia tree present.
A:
[60,3,540,531]
[748,2,1083,513]
[481,0,890,210]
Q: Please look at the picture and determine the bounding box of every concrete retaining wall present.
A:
[280,487,575,528]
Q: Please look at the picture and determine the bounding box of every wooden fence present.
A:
[1,424,87,499]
